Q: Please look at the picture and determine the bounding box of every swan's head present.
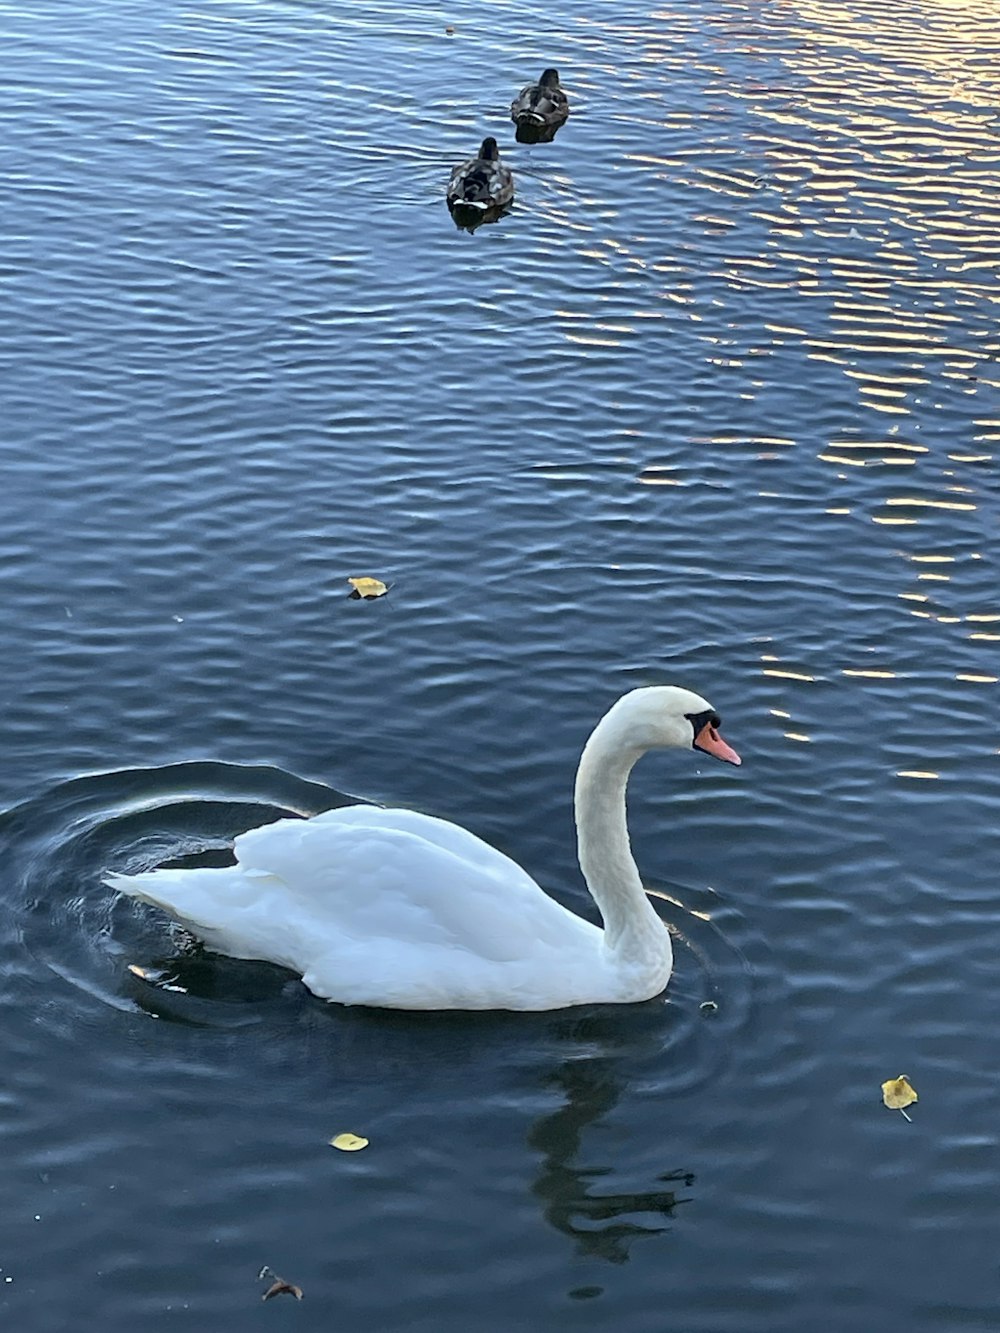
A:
[603,686,741,765]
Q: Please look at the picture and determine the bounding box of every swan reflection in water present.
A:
[129,952,698,1264]
[529,1032,695,1264]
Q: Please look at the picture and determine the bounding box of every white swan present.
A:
[106,686,740,1011]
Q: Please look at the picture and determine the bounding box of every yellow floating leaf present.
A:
[330,1132,369,1152]
[347,576,389,600]
[881,1075,918,1112]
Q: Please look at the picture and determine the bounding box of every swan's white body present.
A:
[107,687,739,1011]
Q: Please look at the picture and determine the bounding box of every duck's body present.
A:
[446,136,514,214]
[107,687,740,1011]
[510,67,569,137]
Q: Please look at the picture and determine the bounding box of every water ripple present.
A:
[3,0,1000,1326]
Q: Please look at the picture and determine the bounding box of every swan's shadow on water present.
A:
[0,762,753,1263]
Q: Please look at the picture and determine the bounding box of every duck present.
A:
[446,136,514,215]
[106,686,741,1012]
[510,67,569,140]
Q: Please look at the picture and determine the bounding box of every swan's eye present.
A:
[685,708,721,743]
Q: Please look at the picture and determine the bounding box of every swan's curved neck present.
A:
[573,719,665,962]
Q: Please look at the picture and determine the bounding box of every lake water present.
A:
[2,0,999,1328]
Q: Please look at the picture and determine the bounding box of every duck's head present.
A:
[539,67,561,88]
[479,136,500,160]
[601,686,741,765]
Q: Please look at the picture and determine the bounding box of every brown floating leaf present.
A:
[258,1266,303,1301]
[346,576,389,600]
[881,1074,918,1120]
[263,1279,303,1302]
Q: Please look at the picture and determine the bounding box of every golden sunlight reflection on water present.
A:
[566,0,1000,728]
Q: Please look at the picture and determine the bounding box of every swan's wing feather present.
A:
[232,807,596,962]
[107,864,310,970]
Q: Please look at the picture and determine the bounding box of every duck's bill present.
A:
[693,721,741,766]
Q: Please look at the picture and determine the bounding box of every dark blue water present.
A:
[3,0,999,1328]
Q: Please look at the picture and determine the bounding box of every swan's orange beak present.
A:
[693,721,741,766]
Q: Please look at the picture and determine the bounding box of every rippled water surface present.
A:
[3,0,999,1328]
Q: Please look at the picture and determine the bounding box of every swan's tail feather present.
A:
[107,868,229,920]
[106,867,283,960]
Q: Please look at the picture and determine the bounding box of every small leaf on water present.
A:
[347,577,389,600]
[330,1132,369,1152]
[258,1266,303,1301]
[881,1074,918,1111]
[263,1279,303,1302]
